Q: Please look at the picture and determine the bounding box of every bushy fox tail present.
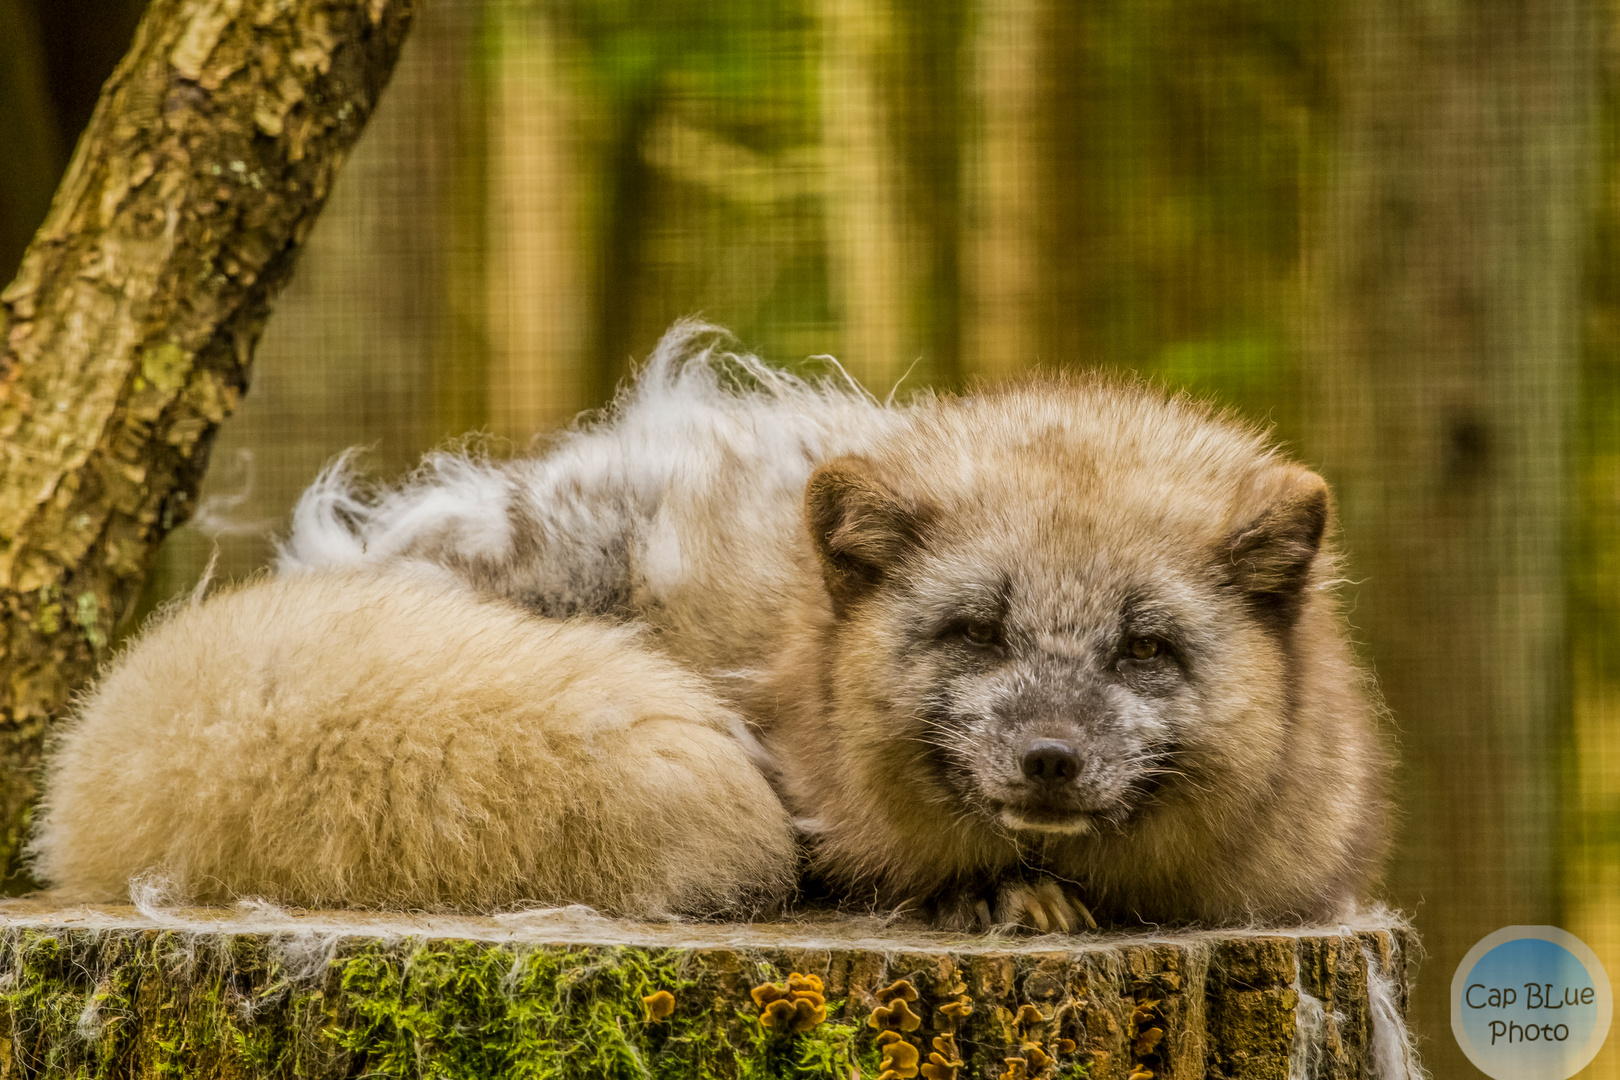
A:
[29,569,797,918]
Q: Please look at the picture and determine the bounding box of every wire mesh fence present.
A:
[6,0,1616,1075]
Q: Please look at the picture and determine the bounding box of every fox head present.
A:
[789,379,1383,922]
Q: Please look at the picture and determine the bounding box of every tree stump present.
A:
[0,901,1419,1079]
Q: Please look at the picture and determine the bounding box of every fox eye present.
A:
[953,620,1002,648]
[1126,636,1163,661]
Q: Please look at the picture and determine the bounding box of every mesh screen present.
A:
[120,1,1615,1075]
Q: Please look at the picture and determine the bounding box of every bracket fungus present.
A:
[919,1031,966,1080]
[868,979,924,1033]
[875,978,920,1004]
[1126,989,1165,1080]
[876,1029,922,1079]
[993,993,1086,1079]
[866,979,929,1079]
[640,989,676,1022]
[751,970,828,1033]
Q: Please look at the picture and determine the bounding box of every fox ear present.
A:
[805,457,937,616]
[1222,464,1332,628]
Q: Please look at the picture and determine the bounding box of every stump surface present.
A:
[0,901,1416,1079]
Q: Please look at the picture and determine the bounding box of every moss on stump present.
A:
[0,902,1415,1080]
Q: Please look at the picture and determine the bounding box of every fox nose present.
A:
[1021,739,1080,784]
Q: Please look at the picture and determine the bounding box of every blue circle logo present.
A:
[1453,927,1612,1080]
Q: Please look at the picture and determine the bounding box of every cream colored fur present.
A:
[32,323,1391,926]
[31,568,796,916]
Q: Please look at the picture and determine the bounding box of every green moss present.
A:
[73,591,107,651]
[4,929,139,1078]
[0,930,895,1080]
[327,940,885,1080]
[35,585,61,636]
[139,342,191,393]
[330,941,677,1078]
[781,1018,878,1080]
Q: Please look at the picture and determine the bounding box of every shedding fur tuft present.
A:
[278,449,372,571]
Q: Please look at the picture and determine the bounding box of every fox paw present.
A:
[928,878,1097,934]
[993,879,1097,934]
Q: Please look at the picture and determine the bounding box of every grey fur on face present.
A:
[884,544,1207,837]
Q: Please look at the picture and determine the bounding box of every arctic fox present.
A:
[31,323,1390,928]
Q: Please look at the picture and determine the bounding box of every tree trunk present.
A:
[1306,0,1596,1073]
[486,0,586,441]
[0,0,416,887]
[964,0,1043,382]
[820,0,967,391]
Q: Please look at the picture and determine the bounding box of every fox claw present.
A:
[994,879,1097,934]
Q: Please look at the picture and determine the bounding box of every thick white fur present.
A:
[31,567,795,915]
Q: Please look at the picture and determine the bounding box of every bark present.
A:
[0,0,416,886]
[1306,0,1597,1074]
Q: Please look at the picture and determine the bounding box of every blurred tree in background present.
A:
[0,0,147,279]
[4,0,1617,1075]
[1311,6,1596,1077]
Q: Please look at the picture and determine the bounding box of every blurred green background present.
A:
[4,0,1617,1075]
